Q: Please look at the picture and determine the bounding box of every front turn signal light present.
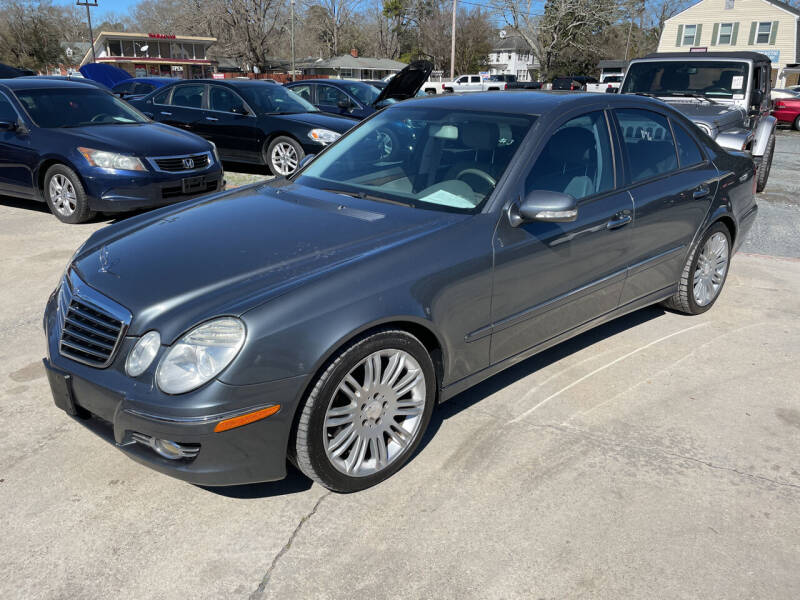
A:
[214,405,281,433]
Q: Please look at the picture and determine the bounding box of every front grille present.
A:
[58,270,131,368]
[152,153,210,172]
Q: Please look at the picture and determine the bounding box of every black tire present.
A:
[43,164,95,224]
[794,115,800,131]
[755,133,775,193]
[662,222,732,315]
[265,136,304,177]
[294,329,436,493]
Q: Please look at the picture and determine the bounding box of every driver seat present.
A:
[528,127,597,199]
[444,122,502,183]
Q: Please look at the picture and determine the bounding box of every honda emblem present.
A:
[182,158,195,169]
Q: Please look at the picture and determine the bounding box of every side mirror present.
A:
[508,190,578,227]
[0,120,17,132]
[337,98,352,110]
[297,154,315,170]
[751,89,763,106]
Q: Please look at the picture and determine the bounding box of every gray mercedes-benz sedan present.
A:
[43,92,758,492]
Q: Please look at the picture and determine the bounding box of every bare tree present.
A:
[303,0,359,56]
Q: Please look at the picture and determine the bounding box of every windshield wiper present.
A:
[669,92,719,105]
[321,188,411,207]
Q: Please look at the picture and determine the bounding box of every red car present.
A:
[772,97,800,130]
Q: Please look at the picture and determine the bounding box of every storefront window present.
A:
[122,40,135,57]
[108,40,122,56]
[134,41,150,57]
[159,42,171,58]
[194,45,206,59]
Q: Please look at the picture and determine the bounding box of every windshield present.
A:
[13,88,147,127]
[342,83,381,105]
[296,106,536,213]
[621,60,749,99]
[242,84,318,114]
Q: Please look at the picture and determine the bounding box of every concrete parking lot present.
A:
[1,135,799,599]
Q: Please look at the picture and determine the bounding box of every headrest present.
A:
[546,127,596,164]
[461,122,499,150]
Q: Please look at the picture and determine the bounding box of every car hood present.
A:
[662,101,746,129]
[271,111,355,133]
[56,123,211,156]
[374,60,433,105]
[72,182,465,340]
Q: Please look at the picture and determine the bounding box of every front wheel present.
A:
[266,136,304,177]
[755,133,775,193]
[662,222,731,315]
[43,164,95,224]
[294,330,436,492]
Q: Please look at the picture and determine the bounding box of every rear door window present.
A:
[317,84,349,105]
[170,84,206,109]
[209,85,246,112]
[671,120,705,167]
[615,108,678,183]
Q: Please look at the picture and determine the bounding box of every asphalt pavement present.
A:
[0,134,799,599]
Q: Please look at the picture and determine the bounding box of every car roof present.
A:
[641,51,770,63]
[0,78,109,91]
[288,79,372,87]
[398,90,668,114]
[115,77,178,85]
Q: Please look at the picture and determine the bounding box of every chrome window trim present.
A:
[147,150,214,173]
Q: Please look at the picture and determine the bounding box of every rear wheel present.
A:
[755,133,775,193]
[43,164,95,224]
[793,115,800,131]
[266,136,304,177]
[294,329,436,492]
[662,222,731,315]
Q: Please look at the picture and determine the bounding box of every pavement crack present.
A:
[249,491,331,599]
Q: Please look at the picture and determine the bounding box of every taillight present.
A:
[503,83,508,90]
[442,83,445,90]
[570,84,575,90]
[775,101,784,108]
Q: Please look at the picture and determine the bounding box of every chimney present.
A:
[350,48,358,58]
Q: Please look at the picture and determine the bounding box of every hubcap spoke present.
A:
[692,232,729,307]
[323,348,426,477]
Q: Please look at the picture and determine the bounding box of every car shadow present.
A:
[199,305,667,499]
[0,194,117,224]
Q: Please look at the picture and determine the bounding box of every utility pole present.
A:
[76,0,98,63]
[290,0,296,80]
[450,0,457,79]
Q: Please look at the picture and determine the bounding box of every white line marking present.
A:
[506,322,711,425]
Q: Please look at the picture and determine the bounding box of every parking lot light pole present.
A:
[76,0,98,63]
[450,0,456,79]
[291,0,296,80]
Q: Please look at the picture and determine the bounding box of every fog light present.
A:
[154,439,185,460]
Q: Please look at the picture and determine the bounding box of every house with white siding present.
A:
[488,36,540,82]
[657,0,800,86]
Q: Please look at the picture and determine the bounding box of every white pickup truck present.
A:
[426,74,506,94]
[585,75,623,93]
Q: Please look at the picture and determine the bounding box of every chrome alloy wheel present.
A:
[693,232,729,306]
[271,142,298,175]
[48,174,77,217]
[323,349,426,477]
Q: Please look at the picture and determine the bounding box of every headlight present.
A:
[156,318,245,394]
[308,128,341,145]
[695,123,712,137]
[126,330,161,377]
[208,141,220,162]
[78,147,146,171]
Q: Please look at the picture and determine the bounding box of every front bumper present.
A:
[43,290,307,486]
[82,165,225,213]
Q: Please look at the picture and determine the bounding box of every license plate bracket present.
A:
[182,175,205,194]
[44,360,78,416]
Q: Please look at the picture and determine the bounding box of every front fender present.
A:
[752,115,777,157]
[716,129,753,153]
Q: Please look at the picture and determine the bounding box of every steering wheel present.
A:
[456,168,496,187]
[90,113,110,123]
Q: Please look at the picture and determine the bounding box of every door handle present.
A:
[606,213,632,230]
[206,116,219,121]
[693,185,711,199]
[160,111,172,116]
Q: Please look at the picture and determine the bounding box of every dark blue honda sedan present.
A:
[0,79,223,223]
